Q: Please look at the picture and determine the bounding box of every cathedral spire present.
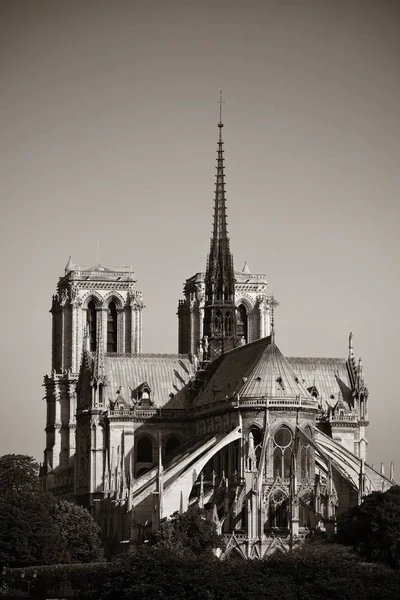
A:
[203,92,237,360]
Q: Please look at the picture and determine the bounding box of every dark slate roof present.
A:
[287,357,352,410]
[103,354,195,409]
[195,337,271,406]
[239,343,315,402]
[195,339,353,410]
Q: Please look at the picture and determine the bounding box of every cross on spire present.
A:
[269,295,279,343]
[218,89,225,127]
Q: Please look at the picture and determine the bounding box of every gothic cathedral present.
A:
[42,110,394,558]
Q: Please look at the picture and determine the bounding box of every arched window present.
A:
[299,430,312,478]
[269,490,289,529]
[273,427,293,478]
[225,312,232,334]
[107,301,118,353]
[214,311,222,334]
[299,492,313,528]
[87,301,97,351]
[136,436,153,463]
[249,427,263,466]
[236,304,248,342]
[165,436,181,456]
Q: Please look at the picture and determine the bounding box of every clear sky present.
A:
[1,0,399,475]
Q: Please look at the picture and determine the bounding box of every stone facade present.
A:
[43,261,144,485]
[41,116,395,558]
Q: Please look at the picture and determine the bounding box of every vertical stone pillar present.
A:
[117,308,125,353]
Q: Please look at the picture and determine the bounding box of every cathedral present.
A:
[42,108,394,558]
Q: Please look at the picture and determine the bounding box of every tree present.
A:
[53,500,104,563]
[0,491,60,567]
[0,454,40,495]
[0,454,104,567]
[148,506,225,557]
[337,485,400,567]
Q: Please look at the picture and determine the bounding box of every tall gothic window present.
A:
[214,310,222,334]
[269,490,289,529]
[236,304,248,342]
[87,301,97,351]
[107,301,117,353]
[273,426,293,478]
[225,311,232,334]
[299,429,312,478]
[137,436,153,463]
[299,492,313,528]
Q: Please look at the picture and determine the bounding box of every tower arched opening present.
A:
[107,301,118,353]
[87,300,97,351]
[236,304,248,343]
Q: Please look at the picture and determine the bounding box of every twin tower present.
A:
[43,110,275,477]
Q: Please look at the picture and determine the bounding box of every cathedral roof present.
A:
[238,342,316,402]
[196,336,317,407]
[195,338,353,410]
[103,354,195,409]
[287,357,352,411]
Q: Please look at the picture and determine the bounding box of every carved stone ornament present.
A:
[59,288,68,307]
[128,286,145,309]
[69,283,82,307]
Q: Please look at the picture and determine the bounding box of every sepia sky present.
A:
[1,0,399,474]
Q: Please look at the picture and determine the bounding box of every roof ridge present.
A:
[104,353,190,360]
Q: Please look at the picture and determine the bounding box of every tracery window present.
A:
[214,310,222,334]
[269,490,289,528]
[136,435,153,463]
[273,426,293,478]
[236,304,248,342]
[87,301,97,351]
[299,492,313,528]
[299,428,312,477]
[225,311,232,334]
[107,301,118,353]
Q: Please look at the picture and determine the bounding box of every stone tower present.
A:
[42,260,144,492]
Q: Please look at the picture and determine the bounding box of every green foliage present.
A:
[0,454,104,568]
[1,563,109,599]
[0,491,60,567]
[0,455,40,495]
[53,500,104,564]
[337,485,400,568]
[98,540,400,600]
[148,506,225,557]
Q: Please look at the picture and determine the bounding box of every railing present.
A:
[69,263,133,273]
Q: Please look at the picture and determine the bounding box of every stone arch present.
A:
[235,295,255,313]
[135,433,156,464]
[164,434,182,457]
[102,291,125,310]
[81,291,103,308]
[162,426,242,517]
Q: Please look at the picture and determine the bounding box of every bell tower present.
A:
[43,259,144,491]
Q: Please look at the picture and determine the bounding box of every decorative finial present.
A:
[65,256,73,275]
[270,294,276,344]
[349,332,354,357]
[218,89,225,128]
[96,241,100,266]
